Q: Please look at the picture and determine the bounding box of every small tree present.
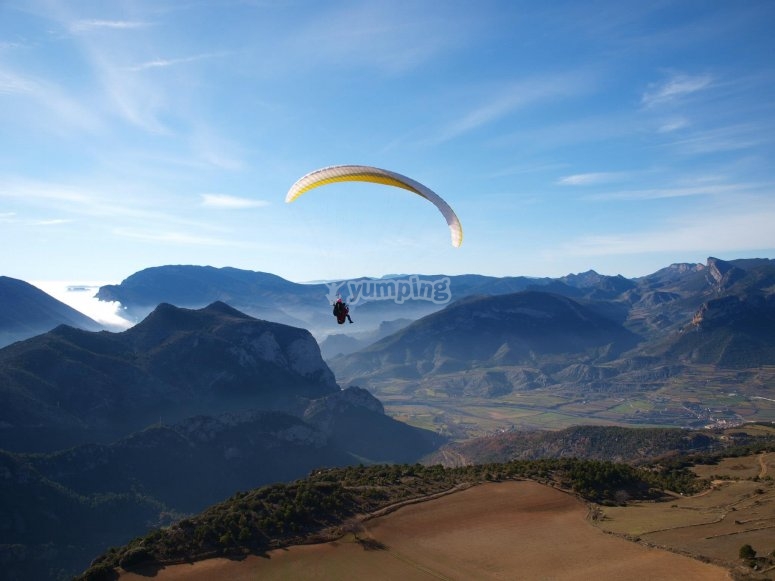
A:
[739,544,757,561]
[341,518,364,541]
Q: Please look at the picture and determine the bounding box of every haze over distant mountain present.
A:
[90,258,775,350]
[91,265,568,340]
[96,266,321,328]
[319,317,413,359]
[0,276,102,347]
[332,291,640,393]
[325,257,775,433]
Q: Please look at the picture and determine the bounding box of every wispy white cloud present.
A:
[585,180,766,201]
[113,228,236,246]
[127,53,223,72]
[189,129,246,170]
[0,178,93,204]
[562,206,775,257]
[657,117,689,133]
[0,177,228,234]
[641,72,713,107]
[666,123,770,155]
[0,210,71,227]
[557,172,627,186]
[431,71,596,145]
[96,62,170,134]
[31,218,73,226]
[0,69,36,95]
[48,14,172,134]
[200,194,269,209]
[285,2,472,74]
[486,162,568,179]
[69,19,152,33]
[0,67,103,132]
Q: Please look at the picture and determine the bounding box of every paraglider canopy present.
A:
[285,165,463,247]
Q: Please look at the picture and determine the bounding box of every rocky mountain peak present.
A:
[666,262,705,274]
[561,269,601,287]
[706,257,745,290]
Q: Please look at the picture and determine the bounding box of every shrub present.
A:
[80,562,117,581]
[118,546,152,570]
[739,544,756,561]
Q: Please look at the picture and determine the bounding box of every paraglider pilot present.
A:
[333,298,354,324]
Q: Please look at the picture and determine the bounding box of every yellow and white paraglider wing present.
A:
[285,165,463,247]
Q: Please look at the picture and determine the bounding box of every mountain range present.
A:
[0,301,443,580]
[320,257,775,434]
[88,264,596,342]
[331,291,641,392]
[2,255,775,580]
[4,257,775,428]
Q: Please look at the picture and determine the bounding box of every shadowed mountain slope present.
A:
[0,276,102,347]
[655,293,775,368]
[0,301,339,452]
[3,388,444,581]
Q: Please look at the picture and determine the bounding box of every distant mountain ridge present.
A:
[87,257,775,347]
[6,257,775,430]
[326,257,775,432]
[332,291,640,390]
[87,265,581,340]
[0,276,102,347]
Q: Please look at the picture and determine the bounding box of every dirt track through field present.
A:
[121,481,731,580]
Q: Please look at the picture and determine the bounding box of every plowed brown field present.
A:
[121,481,730,580]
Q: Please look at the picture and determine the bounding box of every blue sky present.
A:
[2,0,774,285]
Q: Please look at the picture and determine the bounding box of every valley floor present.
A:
[120,481,730,580]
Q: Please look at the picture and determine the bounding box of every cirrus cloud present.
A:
[200,194,269,209]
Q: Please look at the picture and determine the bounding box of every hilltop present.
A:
[77,427,775,581]
[78,458,700,579]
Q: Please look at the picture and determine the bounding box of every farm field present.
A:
[595,452,775,575]
[121,481,730,580]
[380,388,775,438]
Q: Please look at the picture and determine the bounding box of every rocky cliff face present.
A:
[690,293,775,330]
[706,257,746,291]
